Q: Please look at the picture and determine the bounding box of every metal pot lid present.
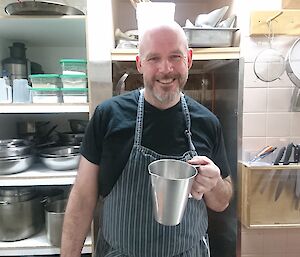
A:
[286,38,300,88]
[5,1,84,16]
[0,187,36,203]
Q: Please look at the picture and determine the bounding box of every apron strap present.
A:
[134,89,196,152]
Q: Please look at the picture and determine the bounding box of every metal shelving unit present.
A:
[0,11,90,257]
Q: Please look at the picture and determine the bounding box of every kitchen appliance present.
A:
[2,42,28,84]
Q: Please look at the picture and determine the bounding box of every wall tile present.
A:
[290,113,300,137]
[263,229,287,254]
[243,88,267,112]
[267,88,294,112]
[286,229,300,253]
[241,229,264,255]
[242,137,267,161]
[269,72,295,88]
[243,113,266,137]
[266,137,290,149]
[244,62,267,88]
[266,113,291,137]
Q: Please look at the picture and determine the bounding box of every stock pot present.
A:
[0,187,43,241]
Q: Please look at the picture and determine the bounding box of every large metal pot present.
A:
[0,195,44,241]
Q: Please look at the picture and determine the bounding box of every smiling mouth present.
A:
[157,78,176,84]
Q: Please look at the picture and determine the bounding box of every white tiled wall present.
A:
[239,1,300,256]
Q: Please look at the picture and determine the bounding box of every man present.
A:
[61,21,233,257]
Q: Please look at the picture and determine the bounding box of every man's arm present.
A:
[60,156,100,257]
[188,156,233,212]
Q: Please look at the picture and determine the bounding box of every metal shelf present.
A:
[111,47,240,61]
[0,103,89,114]
[0,229,91,256]
[0,15,86,47]
[0,163,78,186]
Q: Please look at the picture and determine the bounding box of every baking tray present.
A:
[183,27,239,47]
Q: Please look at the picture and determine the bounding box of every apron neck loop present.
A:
[134,89,196,152]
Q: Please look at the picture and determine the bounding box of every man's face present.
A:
[136,28,192,109]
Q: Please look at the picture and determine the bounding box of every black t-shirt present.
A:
[81,89,231,197]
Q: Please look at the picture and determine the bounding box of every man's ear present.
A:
[187,48,193,70]
[136,55,143,74]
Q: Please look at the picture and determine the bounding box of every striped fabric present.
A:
[96,90,209,257]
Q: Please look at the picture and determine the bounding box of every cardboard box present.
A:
[282,0,300,9]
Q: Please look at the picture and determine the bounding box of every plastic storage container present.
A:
[60,74,87,88]
[30,88,62,103]
[12,79,31,103]
[59,59,87,75]
[29,74,61,88]
[61,88,88,103]
[0,78,12,103]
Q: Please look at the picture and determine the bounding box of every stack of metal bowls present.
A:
[39,146,80,171]
[0,139,34,175]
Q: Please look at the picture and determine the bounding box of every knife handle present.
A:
[283,143,294,165]
[274,146,286,165]
[294,145,300,163]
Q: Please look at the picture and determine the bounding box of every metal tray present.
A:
[183,27,239,47]
[5,1,84,16]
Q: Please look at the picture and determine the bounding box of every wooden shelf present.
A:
[111,47,240,61]
[0,103,89,113]
[0,229,91,256]
[250,10,300,36]
[0,163,78,186]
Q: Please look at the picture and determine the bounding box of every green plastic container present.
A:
[60,59,87,75]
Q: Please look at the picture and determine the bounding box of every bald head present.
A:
[138,21,189,57]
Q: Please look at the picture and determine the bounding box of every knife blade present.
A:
[273,146,286,165]
[250,145,274,162]
[283,143,294,165]
[274,144,293,201]
[258,169,277,194]
[296,170,300,198]
[274,169,290,201]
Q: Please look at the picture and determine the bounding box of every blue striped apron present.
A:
[96,90,209,257]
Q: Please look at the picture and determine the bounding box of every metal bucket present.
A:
[45,199,67,246]
[148,159,197,226]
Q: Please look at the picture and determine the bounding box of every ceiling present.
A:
[0,0,87,16]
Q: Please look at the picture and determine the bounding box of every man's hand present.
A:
[188,156,222,200]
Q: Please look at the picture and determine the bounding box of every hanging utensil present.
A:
[286,38,300,111]
[253,14,285,82]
